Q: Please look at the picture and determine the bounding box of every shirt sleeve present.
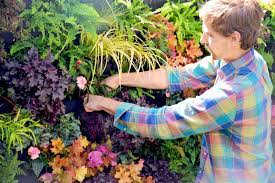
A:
[113,83,236,139]
[167,56,220,92]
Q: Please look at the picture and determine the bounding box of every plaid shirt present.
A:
[114,48,275,183]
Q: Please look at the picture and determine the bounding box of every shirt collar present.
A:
[217,48,255,78]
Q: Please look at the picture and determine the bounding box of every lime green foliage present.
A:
[161,136,201,182]
[81,29,165,87]
[0,108,42,154]
[57,113,81,146]
[156,0,202,46]
[0,153,24,183]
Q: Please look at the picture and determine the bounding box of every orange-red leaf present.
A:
[50,138,65,154]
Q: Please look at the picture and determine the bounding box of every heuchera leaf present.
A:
[2,48,71,124]
[75,166,88,182]
[50,138,65,154]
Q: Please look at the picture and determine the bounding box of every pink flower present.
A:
[76,76,87,90]
[97,145,109,154]
[39,173,54,183]
[96,145,117,166]
[108,152,117,166]
[28,146,40,160]
[88,151,103,168]
[165,92,170,98]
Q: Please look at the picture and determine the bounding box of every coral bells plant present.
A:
[2,48,71,123]
[113,159,154,183]
[147,14,202,67]
[88,145,117,168]
[35,136,118,183]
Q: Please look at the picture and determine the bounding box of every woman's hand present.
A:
[101,74,119,91]
[83,95,104,112]
[83,94,122,115]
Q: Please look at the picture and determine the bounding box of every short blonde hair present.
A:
[199,0,264,50]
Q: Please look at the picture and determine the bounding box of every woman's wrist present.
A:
[100,97,122,115]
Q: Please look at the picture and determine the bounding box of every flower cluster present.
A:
[88,145,117,168]
[77,76,87,90]
[30,136,118,183]
[114,159,154,183]
[28,146,41,160]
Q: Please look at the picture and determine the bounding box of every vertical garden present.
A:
[0,0,274,182]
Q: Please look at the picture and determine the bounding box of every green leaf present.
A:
[10,41,34,56]
[31,159,45,177]
[258,48,274,69]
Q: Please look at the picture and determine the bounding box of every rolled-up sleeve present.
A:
[114,83,236,139]
[167,56,220,92]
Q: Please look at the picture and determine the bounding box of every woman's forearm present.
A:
[119,68,168,89]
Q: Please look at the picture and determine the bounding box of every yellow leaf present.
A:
[75,166,87,182]
[57,170,73,183]
[79,136,89,148]
[50,138,65,154]
[105,135,112,150]
[91,143,97,150]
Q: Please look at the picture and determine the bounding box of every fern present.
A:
[10,41,34,56]
[0,153,25,183]
[63,2,100,36]
[11,0,101,79]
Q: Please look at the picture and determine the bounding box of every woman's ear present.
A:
[230,31,242,46]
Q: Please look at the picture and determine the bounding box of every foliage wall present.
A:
[0,0,274,182]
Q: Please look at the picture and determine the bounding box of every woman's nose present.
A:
[200,33,207,44]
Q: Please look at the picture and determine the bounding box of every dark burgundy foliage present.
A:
[81,111,115,143]
[80,87,155,152]
[111,131,146,153]
[141,159,182,183]
[1,48,71,123]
